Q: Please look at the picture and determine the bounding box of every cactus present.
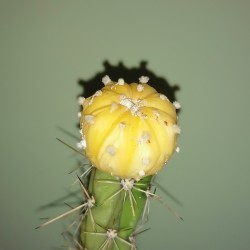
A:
[37,75,181,250]
[77,75,180,249]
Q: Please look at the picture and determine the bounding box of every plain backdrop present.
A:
[0,1,250,250]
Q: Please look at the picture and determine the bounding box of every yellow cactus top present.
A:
[79,76,180,180]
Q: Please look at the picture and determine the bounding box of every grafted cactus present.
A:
[37,75,181,250]
[77,76,180,249]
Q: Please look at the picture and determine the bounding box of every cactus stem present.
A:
[94,178,140,217]
[98,188,124,207]
[95,177,159,219]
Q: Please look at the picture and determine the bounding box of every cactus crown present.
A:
[79,76,180,180]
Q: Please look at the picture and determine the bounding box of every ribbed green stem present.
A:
[80,168,152,250]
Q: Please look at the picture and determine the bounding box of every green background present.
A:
[1,1,249,249]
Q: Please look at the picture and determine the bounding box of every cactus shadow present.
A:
[78,60,180,103]
[36,189,82,212]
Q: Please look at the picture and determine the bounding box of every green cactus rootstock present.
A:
[81,168,152,249]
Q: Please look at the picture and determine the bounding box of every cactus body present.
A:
[77,76,180,249]
[79,76,179,180]
[37,75,180,250]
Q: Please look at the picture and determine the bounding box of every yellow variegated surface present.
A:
[80,76,179,180]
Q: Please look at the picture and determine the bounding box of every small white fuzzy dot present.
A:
[159,94,168,101]
[119,94,126,100]
[176,146,180,153]
[120,98,134,110]
[142,157,150,166]
[102,75,112,85]
[118,78,125,85]
[88,90,103,105]
[76,138,87,149]
[95,90,102,96]
[172,124,181,134]
[119,94,128,101]
[138,131,150,144]
[79,129,83,136]
[137,84,144,92]
[130,103,140,114]
[106,229,117,239]
[137,110,148,119]
[153,109,160,119]
[119,122,126,129]
[110,102,118,112]
[139,76,149,83]
[139,99,147,106]
[77,112,82,118]
[78,97,85,105]
[139,170,145,177]
[173,101,181,109]
[85,115,95,124]
[106,145,116,156]
[121,179,134,191]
